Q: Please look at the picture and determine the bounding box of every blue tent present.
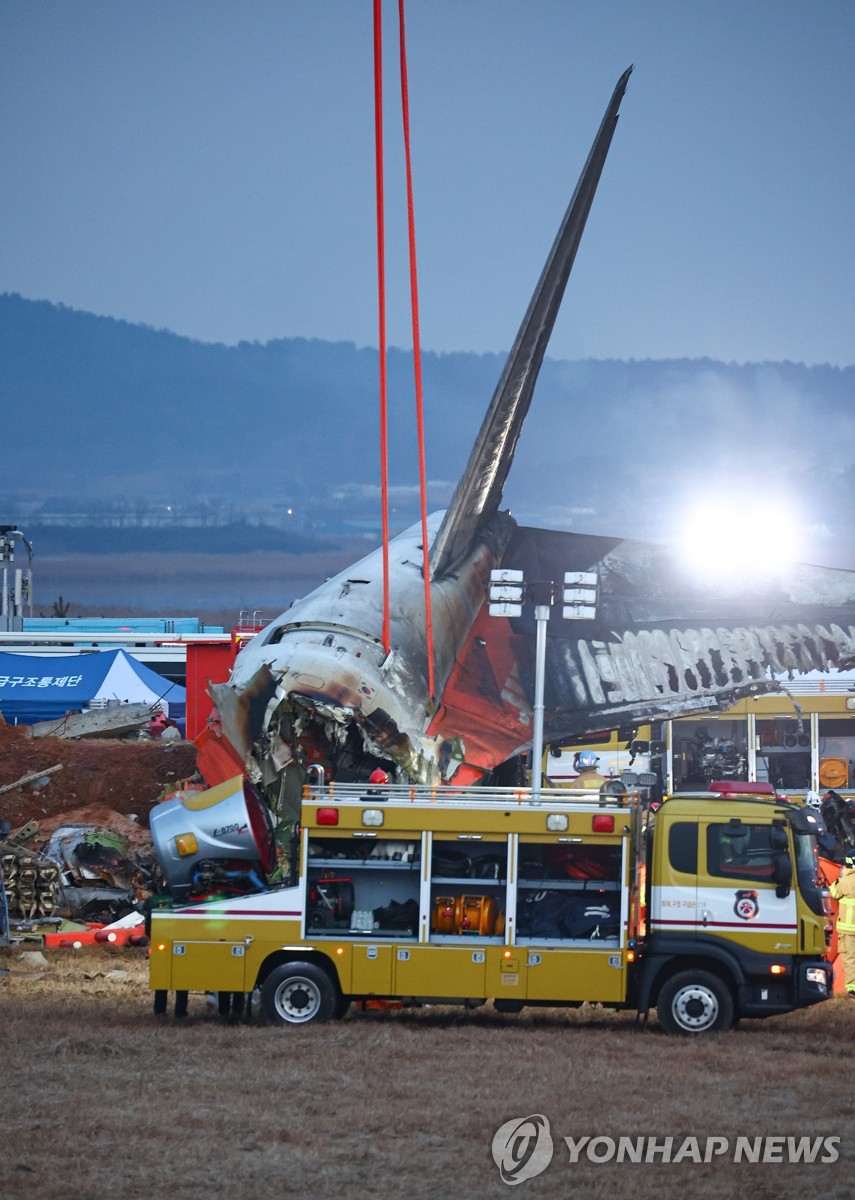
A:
[0,649,185,726]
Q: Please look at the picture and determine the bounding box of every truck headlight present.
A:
[806,967,827,988]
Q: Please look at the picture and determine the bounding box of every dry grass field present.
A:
[1,946,854,1200]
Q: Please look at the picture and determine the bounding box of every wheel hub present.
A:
[278,979,318,1021]
[674,985,718,1030]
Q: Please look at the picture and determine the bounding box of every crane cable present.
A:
[373,0,436,697]
[372,0,391,655]
[397,0,435,700]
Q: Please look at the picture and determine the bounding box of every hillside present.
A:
[2,293,854,562]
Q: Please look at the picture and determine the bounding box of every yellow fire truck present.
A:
[148,776,832,1034]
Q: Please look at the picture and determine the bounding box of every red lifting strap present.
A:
[397,0,435,699]
[372,0,436,696]
[373,0,391,655]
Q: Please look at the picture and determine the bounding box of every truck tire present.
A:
[657,970,734,1035]
[493,999,524,1014]
[261,963,337,1025]
[333,995,352,1019]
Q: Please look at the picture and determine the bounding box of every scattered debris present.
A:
[82,968,130,982]
[0,764,63,795]
[0,720,198,948]
[46,908,149,949]
[0,843,61,918]
[16,949,49,970]
[29,702,155,740]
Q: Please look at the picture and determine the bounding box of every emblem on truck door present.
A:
[734,890,760,920]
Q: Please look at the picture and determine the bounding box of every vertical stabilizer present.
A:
[429,66,632,579]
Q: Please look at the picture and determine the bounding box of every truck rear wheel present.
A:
[657,970,734,1035]
[261,963,337,1025]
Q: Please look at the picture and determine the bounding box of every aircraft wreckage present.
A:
[208,67,855,797]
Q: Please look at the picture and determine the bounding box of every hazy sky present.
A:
[2,1,853,366]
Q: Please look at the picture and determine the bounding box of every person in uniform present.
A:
[830,854,855,999]
[566,750,608,791]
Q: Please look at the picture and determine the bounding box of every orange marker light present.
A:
[770,964,786,975]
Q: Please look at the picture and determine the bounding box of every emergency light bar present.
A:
[709,780,775,797]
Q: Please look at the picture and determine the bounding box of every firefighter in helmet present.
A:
[566,750,607,791]
[362,766,390,803]
[830,854,855,999]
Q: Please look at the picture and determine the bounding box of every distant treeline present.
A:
[3,292,854,560]
[27,523,327,556]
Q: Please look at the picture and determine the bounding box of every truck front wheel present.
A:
[261,963,337,1025]
[657,970,734,1035]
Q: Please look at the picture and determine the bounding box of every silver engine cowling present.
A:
[149,775,276,900]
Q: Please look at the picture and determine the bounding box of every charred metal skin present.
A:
[211,512,515,785]
[510,529,855,727]
[430,528,855,772]
[209,66,855,792]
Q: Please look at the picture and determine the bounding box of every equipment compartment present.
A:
[429,836,507,942]
[516,840,621,945]
[306,834,421,938]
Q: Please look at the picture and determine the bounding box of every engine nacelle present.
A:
[150,776,276,900]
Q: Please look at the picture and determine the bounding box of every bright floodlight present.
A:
[677,495,803,581]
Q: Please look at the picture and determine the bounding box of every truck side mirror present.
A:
[772,852,792,899]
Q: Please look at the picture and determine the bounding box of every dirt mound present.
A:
[0,721,198,836]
